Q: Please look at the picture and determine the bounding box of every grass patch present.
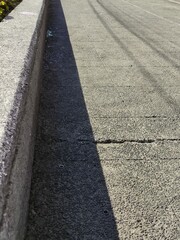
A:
[0,0,22,21]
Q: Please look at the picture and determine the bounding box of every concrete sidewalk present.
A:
[26,0,180,239]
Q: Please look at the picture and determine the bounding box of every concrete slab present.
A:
[100,159,180,239]
[27,139,180,239]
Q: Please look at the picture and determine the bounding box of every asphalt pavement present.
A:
[26,0,180,239]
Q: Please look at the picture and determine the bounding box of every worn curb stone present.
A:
[0,0,48,239]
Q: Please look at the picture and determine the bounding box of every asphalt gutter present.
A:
[0,0,48,238]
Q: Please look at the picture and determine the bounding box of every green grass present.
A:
[0,0,22,21]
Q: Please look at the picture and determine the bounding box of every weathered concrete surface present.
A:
[0,0,48,239]
[26,0,180,239]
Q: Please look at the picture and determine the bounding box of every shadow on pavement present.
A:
[25,0,119,239]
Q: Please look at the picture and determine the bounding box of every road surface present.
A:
[26,0,180,239]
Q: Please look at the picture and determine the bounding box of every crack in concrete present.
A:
[100,157,180,161]
[94,138,180,144]
[48,138,180,144]
[93,139,155,144]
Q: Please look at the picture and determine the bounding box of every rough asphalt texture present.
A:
[26,0,180,239]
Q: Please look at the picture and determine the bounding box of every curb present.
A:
[0,0,48,239]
